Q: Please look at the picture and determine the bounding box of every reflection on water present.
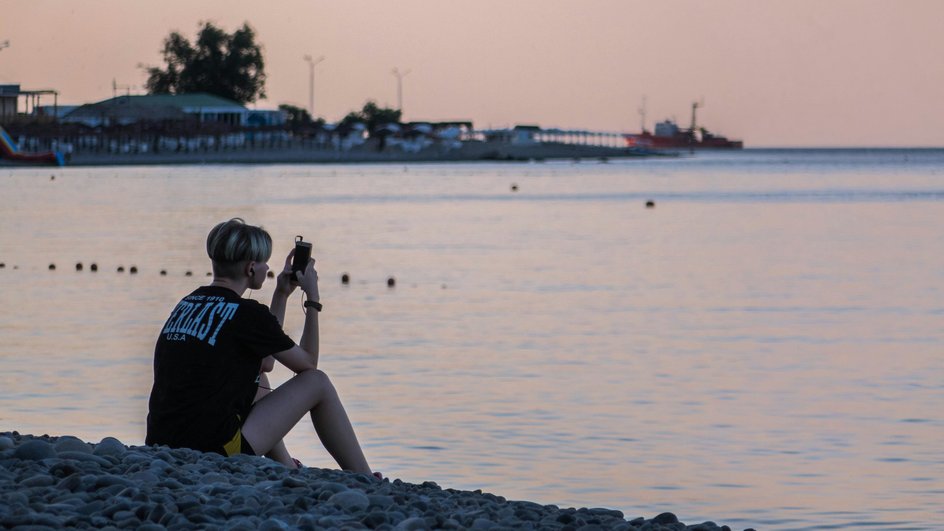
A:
[1,151,943,529]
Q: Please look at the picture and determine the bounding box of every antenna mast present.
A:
[391,67,411,115]
[112,79,135,97]
[690,100,701,132]
[638,96,648,133]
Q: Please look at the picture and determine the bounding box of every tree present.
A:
[144,22,266,104]
[339,101,401,134]
[278,104,312,128]
[359,101,401,132]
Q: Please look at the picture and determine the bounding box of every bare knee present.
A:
[297,368,329,384]
[296,369,337,398]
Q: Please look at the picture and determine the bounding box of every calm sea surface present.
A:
[1,150,942,530]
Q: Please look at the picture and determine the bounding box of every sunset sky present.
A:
[2,0,942,147]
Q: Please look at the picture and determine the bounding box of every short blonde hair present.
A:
[206,218,272,278]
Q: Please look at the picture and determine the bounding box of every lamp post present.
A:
[391,67,411,115]
[303,55,325,117]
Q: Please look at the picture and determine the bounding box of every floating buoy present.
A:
[129,266,138,274]
[75,262,83,271]
[50,175,55,181]
[160,270,167,276]
[48,264,56,271]
[645,200,655,209]
[387,277,396,288]
[266,271,274,278]
[185,271,193,277]
[206,272,212,277]
[117,266,125,273]
[511,184,518,192]
[341,273,350,285]
[90,263,98,272]
[0,263,5,269]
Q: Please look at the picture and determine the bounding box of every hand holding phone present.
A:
[291,236,312,279]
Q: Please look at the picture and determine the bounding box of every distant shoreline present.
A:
[1,141,659,168]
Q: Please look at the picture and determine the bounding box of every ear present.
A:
[247,261,256,277]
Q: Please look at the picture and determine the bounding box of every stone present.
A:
[368,494,396,509]
[57,451,111,466]
[319,481,350,494]
[76,500,104,516]
[586,508,624,519]
[316,515,354,528]
[130,471,160,484]
[12,440,56,460]
[93,437,127,457]
[472,517,496,529]
[281,476,306,488]
[21,474,55,487]
[146,503,168,523]
[259,517,291,530]
[395,516,430,530]
[54,436,92,454]
[0,436,15,450]
[223,517,257,531]
[56,474,82,492]
[94,474,134,489]
[362,511,388,527]
[328,489,370,512]
[558,513,577,524]
[652,512,679,524]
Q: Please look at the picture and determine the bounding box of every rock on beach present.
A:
[1,432,743,530]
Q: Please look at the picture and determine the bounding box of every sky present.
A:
[2,0,942,147]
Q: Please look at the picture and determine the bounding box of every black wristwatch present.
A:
[304,300,323,312]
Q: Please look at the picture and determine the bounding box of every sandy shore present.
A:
[1,432,746,530]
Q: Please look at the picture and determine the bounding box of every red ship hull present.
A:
[625,131,743,150]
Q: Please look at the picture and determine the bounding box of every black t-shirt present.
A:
[145,286,295,452]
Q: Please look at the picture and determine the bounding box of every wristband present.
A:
[304,300,323,312]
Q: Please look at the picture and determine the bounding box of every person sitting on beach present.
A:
[145,218,377,477]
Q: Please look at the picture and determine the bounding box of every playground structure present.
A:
[0,125,64,166]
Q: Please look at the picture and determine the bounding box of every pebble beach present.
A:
[0,432,745,530]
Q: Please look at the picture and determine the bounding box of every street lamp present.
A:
[391,67,411,115]
[303,55,325,117]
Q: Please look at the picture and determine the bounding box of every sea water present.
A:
[1,150,942,530]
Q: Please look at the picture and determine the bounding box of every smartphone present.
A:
[291,235,312,278]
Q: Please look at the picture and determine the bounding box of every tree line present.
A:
[144,22,401,129]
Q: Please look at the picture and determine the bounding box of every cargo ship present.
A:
[624,101,742,150]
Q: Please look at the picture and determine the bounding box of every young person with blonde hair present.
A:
[146,218,377,477]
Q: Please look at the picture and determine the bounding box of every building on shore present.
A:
[62,93,255,128]
[0,84,60,123]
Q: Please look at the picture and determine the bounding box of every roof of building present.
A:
[62,93,249,124]
[94,93,247,109]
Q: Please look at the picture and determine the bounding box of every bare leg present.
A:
[241,369,371,474]
[254,374,297,468]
